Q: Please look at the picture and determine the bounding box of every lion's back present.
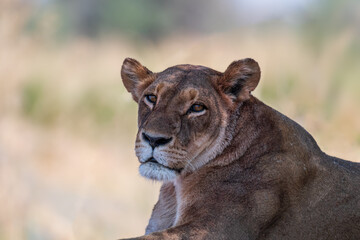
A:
[261,155,360,240]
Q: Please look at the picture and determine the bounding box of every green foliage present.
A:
[21,78,137,136]
[21,78,61,126]
[76,88,117,125]
[299,0,360,53]
[260,74,297,103]
[100,0,175,40]
[22,80,43,116]
[23,0,237,41]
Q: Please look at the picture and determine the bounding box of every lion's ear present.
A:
[220,58,261,102]
[121,58,155,102]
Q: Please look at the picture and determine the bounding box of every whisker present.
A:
[135,145,150,149]
[162,152,185,158]
[171,147,187,154]
[164,148,186,154]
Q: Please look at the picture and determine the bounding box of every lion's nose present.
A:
[142,132,172,149]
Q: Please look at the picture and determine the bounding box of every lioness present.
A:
[120,58,360,240]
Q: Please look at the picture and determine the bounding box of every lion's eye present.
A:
[188,104,206,113]
[145,94,157,104]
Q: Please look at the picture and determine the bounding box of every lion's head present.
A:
[121,58,260,181]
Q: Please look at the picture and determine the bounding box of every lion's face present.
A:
[121,58,260,181]
[134,66,228,181]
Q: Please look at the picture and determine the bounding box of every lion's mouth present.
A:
[147,157,158,164]
[143,157,183,174]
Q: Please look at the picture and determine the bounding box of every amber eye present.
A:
[188,104,206,113]
[145,94,157,104]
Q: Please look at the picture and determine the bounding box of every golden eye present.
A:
[145,94,157,104]
[189,104,206,113]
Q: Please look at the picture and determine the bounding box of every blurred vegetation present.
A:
[301,0,360,52]
[21,79,138,137]
[16,0,360,130]
[22,78,61,126]
[24,0,238,41]
[22,0,360,47]
[0,0,359,239]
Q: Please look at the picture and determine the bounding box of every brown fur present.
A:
[120,58,360,240]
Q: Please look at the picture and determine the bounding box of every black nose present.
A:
[142,133,172,149]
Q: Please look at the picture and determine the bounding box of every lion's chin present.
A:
[139,161,180,181]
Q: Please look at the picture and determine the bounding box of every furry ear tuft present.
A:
[121,58,155,102]
[220,58,261,101]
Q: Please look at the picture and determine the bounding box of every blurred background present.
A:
[0,0,359,239]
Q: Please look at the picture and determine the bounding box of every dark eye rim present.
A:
[188,103,207,114]
[145,94,157,104]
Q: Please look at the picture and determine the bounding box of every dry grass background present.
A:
[1,1,359,239]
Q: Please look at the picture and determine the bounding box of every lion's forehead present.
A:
[156,64,221,83]
[162,64,221,74]
[151,82,215,104]
[149,68,218,97]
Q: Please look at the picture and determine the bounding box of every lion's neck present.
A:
[208,96,322,168]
